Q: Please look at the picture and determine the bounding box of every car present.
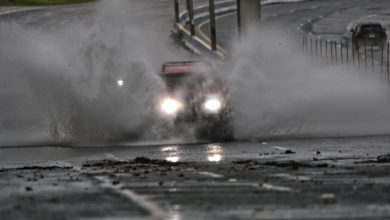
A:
[351,22,387,47]
[154,61,233,141]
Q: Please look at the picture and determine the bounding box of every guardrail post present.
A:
[352,40,355,66]
[330,41,333,65]
[357,42,360,68]
[320,39,323,61]
[381,41,384,74]
[174,0,179,23]
[237,0,241,35]
[340,40,343,65]
[305,38,308,54]
[209,0,217,51]
[371,40,374,72]
[310,38,313,59]
[387,42,389,79]
[334,41,338,65]
[186,0,195,36]
[346,40,349,65]
[326,40,328,64]
[364,40,367,71]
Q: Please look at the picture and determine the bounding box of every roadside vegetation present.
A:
[0,0,95,6]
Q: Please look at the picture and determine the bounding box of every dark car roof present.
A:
[357,23,383,28]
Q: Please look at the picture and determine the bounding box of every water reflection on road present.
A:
[1,135,390,167]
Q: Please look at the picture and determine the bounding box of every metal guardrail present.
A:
[303,37,390,82]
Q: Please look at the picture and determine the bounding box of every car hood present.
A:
[164,88,225,101]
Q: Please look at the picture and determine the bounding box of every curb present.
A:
[0,7,42,16]
[174,0,236,59]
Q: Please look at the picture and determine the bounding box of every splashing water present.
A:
[0,1,184,145]
[227,27,390,139]
[2,1,390,145]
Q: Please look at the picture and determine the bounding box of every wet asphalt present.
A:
[1,0,390,219]
[1,136,390,219]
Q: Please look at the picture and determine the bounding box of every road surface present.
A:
[1,136,390,219]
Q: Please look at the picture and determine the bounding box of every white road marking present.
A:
[273,173,311,181]
[260,183,293,192]
[73,165,168,219]
[198,171,224,178]
[272,146,290,151]
[96,176,169,219]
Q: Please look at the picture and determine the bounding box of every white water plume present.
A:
[227,27,390,139]
[2,1,389,145]
[0,0,189,145]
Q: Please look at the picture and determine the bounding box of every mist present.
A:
[0,0,189,145]
[227,27,390,139]
[2,1,390,145]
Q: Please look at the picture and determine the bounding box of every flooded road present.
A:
[1,135,390,165]
[1,135,390,219]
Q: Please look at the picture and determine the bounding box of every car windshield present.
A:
[161,73,207,90]
[361,25,382,32]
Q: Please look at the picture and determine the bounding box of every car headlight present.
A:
[203,97,223,113]
[117,79,124,87]
[160,98,183,115]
